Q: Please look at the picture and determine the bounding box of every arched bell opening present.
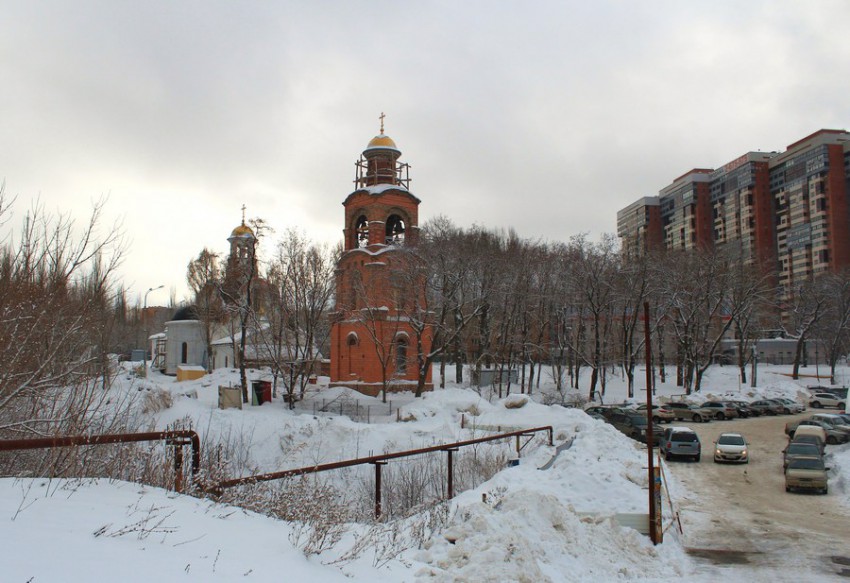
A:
[385,214,406,245]
[354,215,369,249]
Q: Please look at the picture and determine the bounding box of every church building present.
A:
[329,120,433,396]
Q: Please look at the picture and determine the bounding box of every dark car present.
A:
[782,441,823,470]
[790,433,825,455]
[725,400,753,418]
[607,410,664,444]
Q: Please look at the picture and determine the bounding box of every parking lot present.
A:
[662,412,850,579]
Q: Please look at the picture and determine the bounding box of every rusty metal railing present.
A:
[212,425,554,517]
[0,430,201,492]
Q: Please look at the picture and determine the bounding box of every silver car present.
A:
[713,433,748,463]
[661,427,701,462]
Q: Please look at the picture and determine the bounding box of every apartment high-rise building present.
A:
[770,129,850,298]
[616,128,850,299]
[616,196,662,257]
[659,169,714,251]
[709,152,774,269]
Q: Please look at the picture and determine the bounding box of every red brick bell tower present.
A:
[329,117,433,396]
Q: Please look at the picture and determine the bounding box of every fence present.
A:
[0,430,201,492]
[310,396,396,422]
[211,425,554,517]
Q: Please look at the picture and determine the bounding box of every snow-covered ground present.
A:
[1,363,847,581]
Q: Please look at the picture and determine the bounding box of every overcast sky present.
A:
[3,1,850,305]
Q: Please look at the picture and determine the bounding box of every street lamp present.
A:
[143,285,164,377]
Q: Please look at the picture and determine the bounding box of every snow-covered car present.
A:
[660,427,701,461]
[809,393,846,409]
[785,456,829,494]
[713,433,748,463]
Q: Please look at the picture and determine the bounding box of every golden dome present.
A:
[230,223,254,238]
[366,134,399,151]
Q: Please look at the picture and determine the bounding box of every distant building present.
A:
[616,128,850,300]
[616,196,662,257]
[709,152,775,270]
[659,168,714,251]
[770,129,850,301]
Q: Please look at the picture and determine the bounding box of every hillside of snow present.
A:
[1,363,847,581]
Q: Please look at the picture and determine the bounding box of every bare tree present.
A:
[0,192,128,440]
[187,248,225,372]
[260,229,337,407]
[657,249,737,393]
[567,234,617,402]
[783,277,829,380]
[814,269,850,384]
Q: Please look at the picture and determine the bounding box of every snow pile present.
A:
[0,478,350,583]
[412,490,688,582]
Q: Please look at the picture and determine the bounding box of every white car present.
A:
[809,393,846,410]
[713,432,748,464]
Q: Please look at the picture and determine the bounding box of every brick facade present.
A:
[329,131,433,395]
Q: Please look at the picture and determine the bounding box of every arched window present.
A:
[181,342,188,364]
[355,215,369,248]
[395,336,408,375]
[385,214,406,245]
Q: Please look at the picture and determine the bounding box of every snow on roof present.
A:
[359,183,408,195]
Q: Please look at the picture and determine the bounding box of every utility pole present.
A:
[644,301,661,545]
[143,285,164,377]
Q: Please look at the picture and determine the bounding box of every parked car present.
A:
[764,398,795,414]
[584,406,621,420]
[700,401,739,420]
[607,410,664,444]
[749,399,784,416]
[810,414,850,440]
[786,419,847,445]
[725,400,754,418]
[660,427,701,461]
[665,402,711,422]
[634,404,675,424]
[809,393,846,409]
[782,441,822,470]
[785,456,829,494]
[790,433,825,455]
[774,397,805,414]
[713,433,748,463]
